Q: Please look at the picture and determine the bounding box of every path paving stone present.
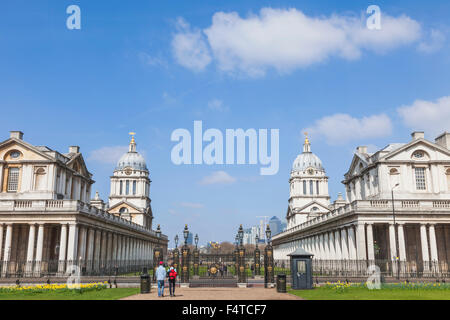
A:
[121,287,303,300]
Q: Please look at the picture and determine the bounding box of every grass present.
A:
[289,282,450,300]
[0,288,139,300]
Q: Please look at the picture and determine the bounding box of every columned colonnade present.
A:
[0,222,157,276]
[275,222,440,263]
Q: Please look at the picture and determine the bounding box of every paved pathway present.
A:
[121,287,302,300]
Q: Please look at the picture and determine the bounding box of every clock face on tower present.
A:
[307,168,314,175]
[124,167,132,175]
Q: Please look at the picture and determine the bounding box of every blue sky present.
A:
[1,1,450,246]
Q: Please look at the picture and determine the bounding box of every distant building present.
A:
[186,232,193,245]
[269,216,282,236]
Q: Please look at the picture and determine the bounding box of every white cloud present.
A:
[397,96,450,136]
[173,8,422,76]
[199,170,237,185]
[171,17,212,71]
[88,146,128,164]
[179,202,205,209]
[304,113,393,145]
[138,52,168,68]
[207,99,229,112]
[417,29,446,54]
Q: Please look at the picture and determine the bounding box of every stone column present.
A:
[117,235,122,262]
[0,224,3,262]
[101,231,108,262]
[388,223,397,260]
[366,223,375,261]
[1,224,13,277]
[355,223,367,260]
[112,233,118,262]
[428,224,439,261]
[27,224,36,262]
[420,224,430,262]
[57,224,68,274]
[328,231,335,260]
[34,224,45,276]
[347,226,357,260]
[340,228,349,259]
[323,233,330,260]
[397,224,406,261]
[106,232,113,262]
[66,224,79,262]
[78,226,87,261]
[317,234,324,260]
[94,229,102,270]
[334,230,342,259]
[86,228,95,272]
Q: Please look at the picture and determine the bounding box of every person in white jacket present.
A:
[155,261,167,297]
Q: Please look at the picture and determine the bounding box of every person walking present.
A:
[167,264,178,297]
[156,261,167,297]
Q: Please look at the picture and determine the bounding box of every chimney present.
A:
[356,146,367,154]
[10,131,24,140]
[69,146,80,153]
[435,132,450,150]
[411,131,425,140]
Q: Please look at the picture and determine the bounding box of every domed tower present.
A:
[108,133,153,229]
[287,134,330,228]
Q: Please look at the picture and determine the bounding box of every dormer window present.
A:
[10,151,21,159]
[413,151,424,159]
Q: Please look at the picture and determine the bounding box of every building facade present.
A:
[273,132,450,274]
[0,131,168,277]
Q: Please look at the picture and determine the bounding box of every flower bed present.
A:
[0,282,108,294]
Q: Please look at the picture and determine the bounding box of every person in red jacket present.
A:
[167,264,178,297]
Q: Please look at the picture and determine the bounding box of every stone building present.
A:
[0,131,168,277]
[273,131,450,274]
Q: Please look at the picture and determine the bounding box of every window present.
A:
[133,181,136,195]
[316,181,319,195]
[309,180,313,195]
[119,181,123,195]
[119,207,128,214]
[7,167,19,192]
[415,167,426,190]
[126,180,129,195]
[303,181,306,195]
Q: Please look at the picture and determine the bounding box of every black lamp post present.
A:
[173,235,179,272]
[264,225,274,287]
[254,234,261,276]
[391,183,400,280]
[193,234,199,276]
[181,225,190,283]
[237,225,246,283]
[153,225,163,282]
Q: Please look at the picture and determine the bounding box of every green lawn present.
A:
[289,285,450,300]
[0,288,139,300]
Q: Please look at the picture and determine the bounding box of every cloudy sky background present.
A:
[1,0,450,245]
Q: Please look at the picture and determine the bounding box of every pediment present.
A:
[108,200,143,214]
[0,139,54,162]
[383,139,450,162]
[293,200,330,214]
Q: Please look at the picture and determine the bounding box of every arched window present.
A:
[119,180,123,195]
[133,181,136,195]
[126,180,130,195]
[119,207,128,215]
[309,180,313,195]
[316,181,319,195]
[303,181,306,195]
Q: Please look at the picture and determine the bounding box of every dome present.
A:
[116,151,147,171]
[292,135,324,172]
[115,134,148,171]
